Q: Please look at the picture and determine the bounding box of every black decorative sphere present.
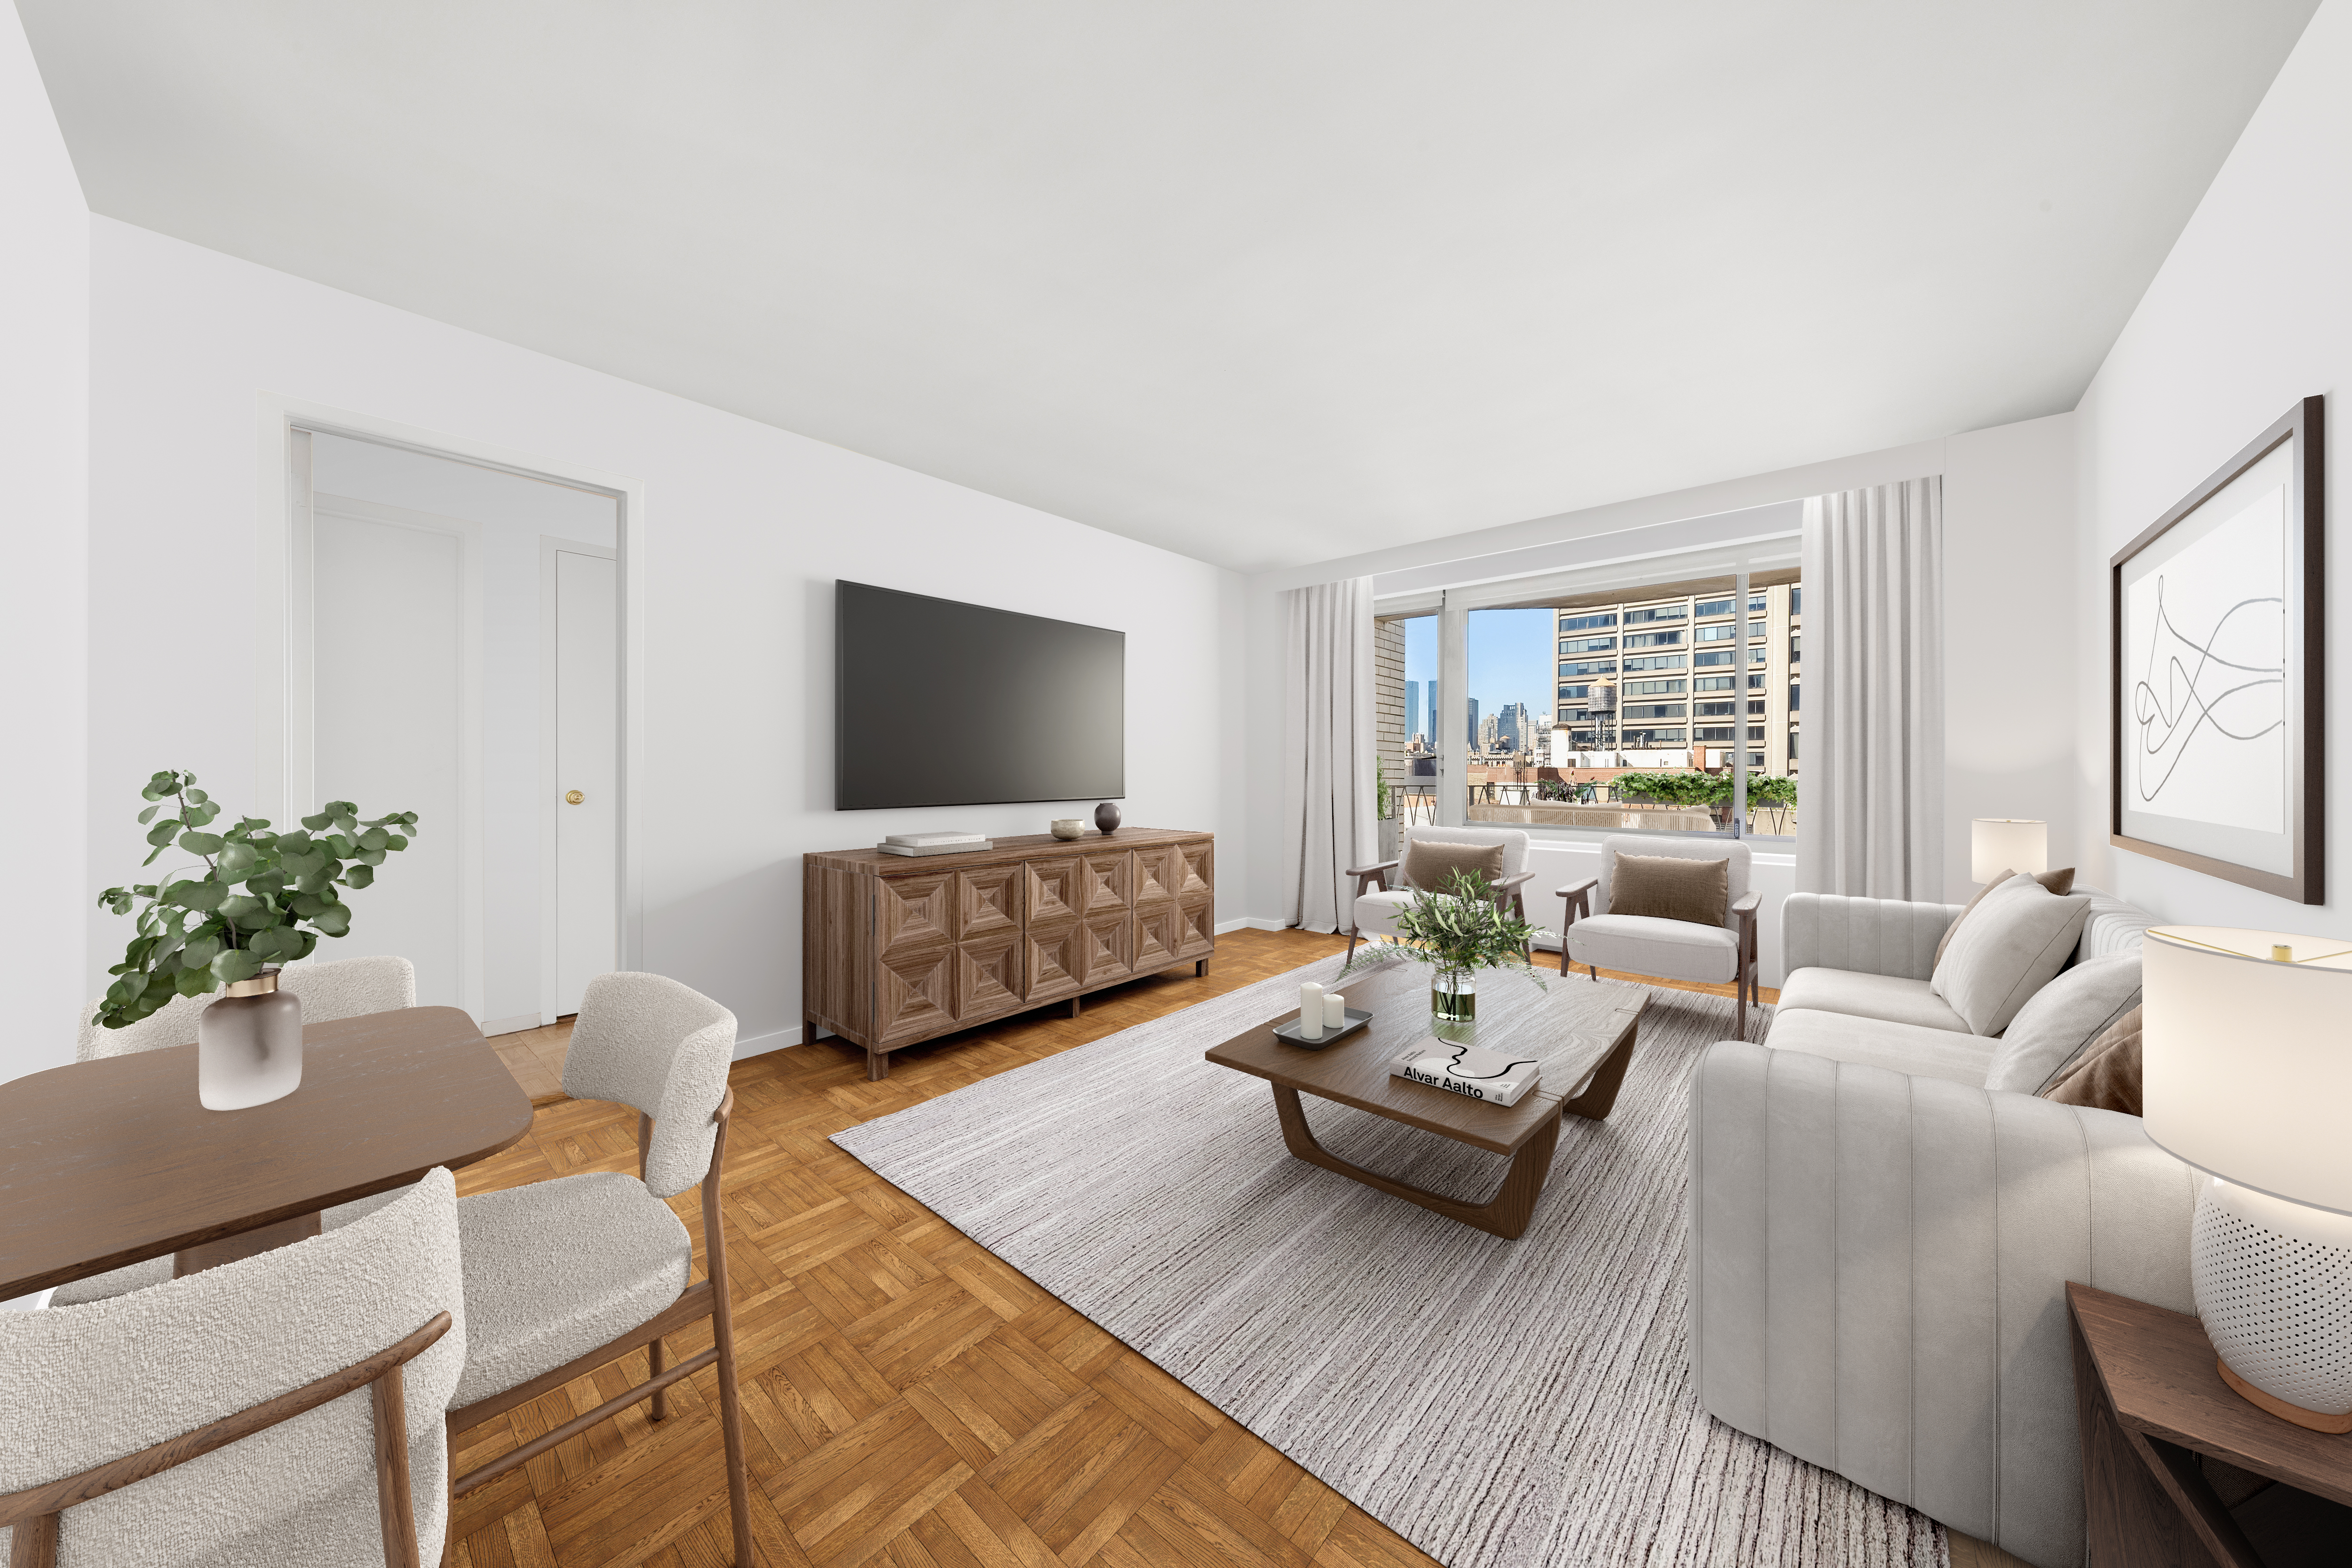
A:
[1094,802,1122,835]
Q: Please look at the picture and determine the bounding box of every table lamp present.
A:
[2142,926,2352,1432]
[1971,818,2047,883]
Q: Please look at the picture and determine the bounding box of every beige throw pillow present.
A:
[1933,866,2080,969]
[1608,853,1729,928]
[1983,950,2141,1093]
[1401,838,1506,894]
[1928,873,2093,1036]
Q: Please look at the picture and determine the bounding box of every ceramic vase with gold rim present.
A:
[197,966,303,1111]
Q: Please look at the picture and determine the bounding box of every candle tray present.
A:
[1270,1008,1372,1050]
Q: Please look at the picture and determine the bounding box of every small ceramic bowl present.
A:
[1049,818,1085,840]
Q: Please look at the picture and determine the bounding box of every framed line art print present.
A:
[2110,395,2323,903]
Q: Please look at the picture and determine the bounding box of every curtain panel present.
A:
[1798,478,1946,901]
[1282,578,1377,932]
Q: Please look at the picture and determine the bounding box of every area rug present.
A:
[834,955,1946,1568]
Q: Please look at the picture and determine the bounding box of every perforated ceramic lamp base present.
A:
[2191,1176,2352,1433]
[196,970,304,1111]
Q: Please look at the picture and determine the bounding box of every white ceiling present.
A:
[22,2,2317,573]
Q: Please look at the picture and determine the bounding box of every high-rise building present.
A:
[1406,680,1421,746]
[1551,580,1801,771]
[1478,711,1501,750]
[1497,701,1532,753]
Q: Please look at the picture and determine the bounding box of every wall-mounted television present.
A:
[836,581,1125,811]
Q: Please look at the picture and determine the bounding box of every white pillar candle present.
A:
[1298,981,1324,1040]
[1324,992,1347,1028]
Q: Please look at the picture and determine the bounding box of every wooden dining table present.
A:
[0,1006,535,1300]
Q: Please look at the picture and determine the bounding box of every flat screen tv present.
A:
[836,581,1125,811]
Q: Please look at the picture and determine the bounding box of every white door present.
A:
[313,511,470,1008]
[552,548,619,1015]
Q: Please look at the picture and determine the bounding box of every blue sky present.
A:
[1399,609,1555,739]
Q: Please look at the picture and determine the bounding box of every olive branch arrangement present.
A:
[94,769,418,1030]
[1336,868,1550,992]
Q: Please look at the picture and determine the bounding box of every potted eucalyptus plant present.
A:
[96,769,417,1110]
[1336,868,1549,1032]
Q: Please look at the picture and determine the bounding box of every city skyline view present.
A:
[1400,609,1560,743]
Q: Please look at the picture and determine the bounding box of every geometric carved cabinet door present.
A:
[954,933,1021,1022]
[1078,908,1134,987]
[1175,895,1215,961]
[877,875,953,957]
[1023,922,1083,1004]
[1176,842,1213,900]
[955,865,1020,939]
[1081,851,1132,914]
[876,945,954,1045]
[1134,846,1179,906]
[1025,858,1084,928]
[1133,902,1179,971]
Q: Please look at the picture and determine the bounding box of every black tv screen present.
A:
[836,582,1125,810]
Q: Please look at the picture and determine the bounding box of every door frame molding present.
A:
[254,395,650,980]
[540,536,620,1026]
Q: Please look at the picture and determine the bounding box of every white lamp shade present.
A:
[1970,818,2047,882]
[2143,926,2352,1217]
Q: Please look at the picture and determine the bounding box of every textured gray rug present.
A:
[834,954,1946,1568]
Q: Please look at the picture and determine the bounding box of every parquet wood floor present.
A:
[450,929,2045,1568]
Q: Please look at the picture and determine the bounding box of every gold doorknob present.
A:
[564,790,585,805]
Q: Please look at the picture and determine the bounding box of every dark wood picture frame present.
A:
[2109,395,2323,903]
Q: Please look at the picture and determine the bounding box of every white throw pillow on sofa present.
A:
[1983,950,2143,1092]
[1929,874,2093,1036]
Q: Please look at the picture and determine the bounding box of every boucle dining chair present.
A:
[1558,835,1760,1036]
[0,1168,465,1566]
[443,972,752,1566]
[56,954,421,1307]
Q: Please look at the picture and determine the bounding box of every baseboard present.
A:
[1215,917,1288,934]
[480,1012,544,1038]
[732,1026,799,1060]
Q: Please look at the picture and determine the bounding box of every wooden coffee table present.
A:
[1205,961,1646,1239]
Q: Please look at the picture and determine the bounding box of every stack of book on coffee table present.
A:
[876,831,993,857]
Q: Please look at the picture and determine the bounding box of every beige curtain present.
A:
[1282,578,1376,932]
[1798,478,1946,900]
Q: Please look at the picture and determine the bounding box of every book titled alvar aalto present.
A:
[1388,1040,1542,1107]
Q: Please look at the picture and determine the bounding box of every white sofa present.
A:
[1687,887,2195,1568]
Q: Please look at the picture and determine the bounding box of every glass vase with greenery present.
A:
[95,769,418,1031]
[1337,868,1549,1029]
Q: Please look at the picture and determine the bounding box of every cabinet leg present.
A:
[866,1048,888,1082]
[804,1017,819,1045]
[1067,995,1082,1019]
[1195,958,1208,977]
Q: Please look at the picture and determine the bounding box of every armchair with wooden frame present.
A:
[0,1170,467,1568]
[443,972,752,1567]
[1344,825,1536,963]
[1556,835,1761,1037]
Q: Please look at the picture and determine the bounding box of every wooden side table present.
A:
[2067,1281,2352,1567]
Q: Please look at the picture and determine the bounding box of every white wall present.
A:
[1,7,89,1085]
[2073,0,2352,936]
[1239,418,2083,978]
[77,217,1242,1074]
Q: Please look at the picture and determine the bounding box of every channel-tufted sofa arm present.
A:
[1780,891,1969,980]
[1687,1039,2198,1568]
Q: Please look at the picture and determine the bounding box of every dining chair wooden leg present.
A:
[701,1094,754,1567]
[370,1361,421,1568]
[649,1334,667,1422]
[9,1512,58,1568]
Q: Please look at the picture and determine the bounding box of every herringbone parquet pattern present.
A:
[452,931,1901,1568]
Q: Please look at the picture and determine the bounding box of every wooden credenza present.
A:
[803,828,1215,1079]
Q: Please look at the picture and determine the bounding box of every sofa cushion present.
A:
[1759,1007,2000,1086]
[1400,837,1505,894]
[1563,913,1738,984]
[1929,874,2092,1035]
[1985,950,2144,1093]
[1774,967,1971,1034]
[1608,852,1729,927]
